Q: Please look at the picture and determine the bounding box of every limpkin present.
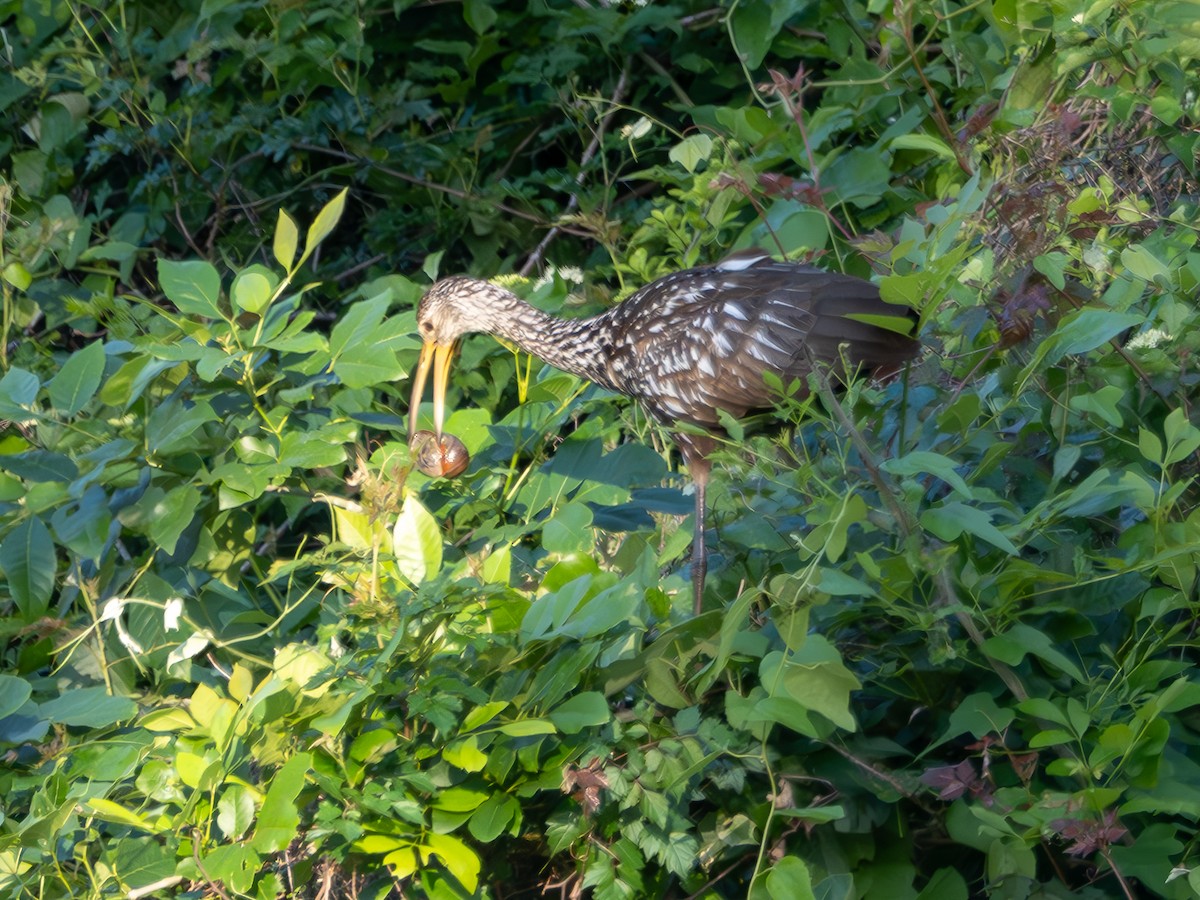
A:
[409,251,919,613]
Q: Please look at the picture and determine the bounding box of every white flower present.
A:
[1126,328,1170,350]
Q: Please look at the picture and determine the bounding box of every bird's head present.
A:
[409,276,515,441]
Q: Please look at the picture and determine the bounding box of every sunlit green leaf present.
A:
[251,753,311,853]
[274,209,299,271]
[393,491,443,584]
[303,187,348,261]
[669,134,713,173]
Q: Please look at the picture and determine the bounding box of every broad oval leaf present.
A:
[468,794,518,842]
[157,258,222,318]
[548,692,610,734]
[0,515,56,618]
[1044,308,1143,364]
[39,686,137,728]
[49,340,105,416]
[393,492,443,585]
[231,268,274,315]
[0,367,40,418]
[0,674,33,720]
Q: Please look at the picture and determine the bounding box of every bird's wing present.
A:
[605,260,917,429]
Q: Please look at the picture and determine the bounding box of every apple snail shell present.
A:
[410,430,470,478]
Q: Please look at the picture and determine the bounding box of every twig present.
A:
[519,65,632,276]
[824,740,931,807]
[896,2,973,176]
[291,143,595,239]
[332,252,387,283]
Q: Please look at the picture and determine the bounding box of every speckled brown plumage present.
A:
[411,250,920,613]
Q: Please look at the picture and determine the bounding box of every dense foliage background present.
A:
[2,0,1199,897]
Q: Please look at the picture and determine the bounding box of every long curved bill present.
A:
[409,341,457,440]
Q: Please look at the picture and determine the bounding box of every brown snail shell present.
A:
[410,430,470,478]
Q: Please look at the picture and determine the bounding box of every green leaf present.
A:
[668,134,713,173]
[462,700,508,731]
[0,450,77,482]
[231,267,274,315]
[883,451,973,498]
[891,133,958,160]
[251,753,312,853]
[548,692,610,734]
[393,492,443,584]
[146,398,218,456]
[444,735,488,771]
[1017,697,1069,727]
[202,844,260,895]
[217,785,256,840]
[279,433,347,469]
[85,798,161,832]
[982,623,1085,682]
[463,0,497,33]
[468,794,517,842]
[49,340,105,416]
[148,485,201,555]
[920,502,1018,554]
[730,0,781,69]
[1028,728,1074,748]
[422,832,481,894]
[915,867,969,900]
[760,640,861,734]
[328,292,390,357]
[1043,309,1143,364]
[50,484,111,560]
[1162,406,1200,464]
[3,261,32,290]
[765,855,816,900]
[435,787,488,812]
[933,692,1015,747]
[1138,428,1164,466]
[542,502,594,554]
[303,187,348,262]
[157,258,222,318]
[0,674,33,719]
[494,718,557,737]
[0,367,40,418]
[39,686,137,727]
[1120,244,1171,282]
[332,344,404,388]
[274,209,299,271]
[0,515,56,617]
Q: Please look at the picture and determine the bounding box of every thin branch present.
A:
[291,143,596,239]
[519,64,632,276]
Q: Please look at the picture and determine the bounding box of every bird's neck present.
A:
[488,301,616,389]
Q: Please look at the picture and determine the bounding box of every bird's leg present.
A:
[686,453,711,615]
